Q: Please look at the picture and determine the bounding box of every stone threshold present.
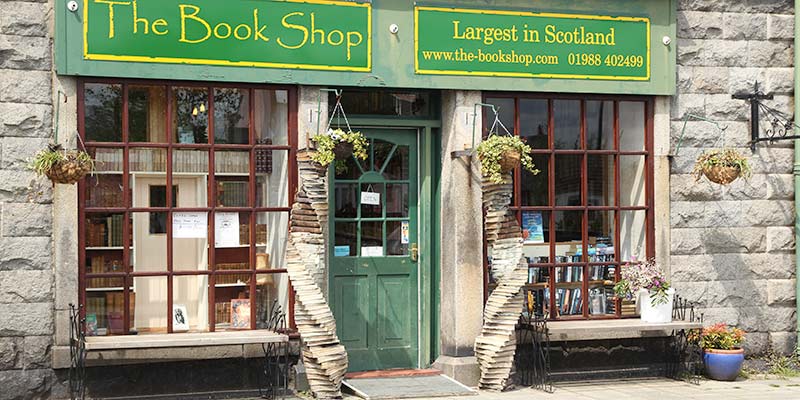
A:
[545,319,702,342]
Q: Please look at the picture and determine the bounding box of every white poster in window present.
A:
[215,212,240,248]
[172,304,190,332]
[361,191,380,206]
[401,221,410,244]
[361,246,383,257]
[173,212,207,239]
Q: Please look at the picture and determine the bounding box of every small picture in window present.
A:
[172,304,190,332]
[230,299,251,329]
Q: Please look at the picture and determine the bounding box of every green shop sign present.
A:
[83,0,371,72]
[415,6,650,81]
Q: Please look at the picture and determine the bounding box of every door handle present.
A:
[410,243,418,263]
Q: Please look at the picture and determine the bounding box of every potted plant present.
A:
[476,135,539,184]
[688,323,746,381]
[310,128,368,167]
[693,148,751,185]
[613,258,675,323]
[30,144,94,185]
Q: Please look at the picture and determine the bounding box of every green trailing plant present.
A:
[477,135,539,184]
[29,144,94,183]
[693,148,752,182]
[310,128,368,167]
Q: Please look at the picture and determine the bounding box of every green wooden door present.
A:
[330,128,419,372]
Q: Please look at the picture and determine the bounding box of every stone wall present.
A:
[0,0,63,398]
[671,0,797,355]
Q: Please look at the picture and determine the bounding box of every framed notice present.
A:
[522,211,545,244]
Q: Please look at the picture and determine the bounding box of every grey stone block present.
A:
[0,170,52,204]
[2,203,52,237]
[0,369,56,400]
[670,227,766,255]
[766,226,795,252]
[673,280,768,308]
[22,335,52,369]
[766,279,796,306]
[0,302,53,336]
[677,38,749,67]
[0,236,52,271]
[671,253,795,282]
[0,34,50,71]
[747,40,794,67]
[769,331,797,355]
[723,13,767,40]
[0,270,52,303]
[678,0,748,13]
[767,14,795,40]
[677,11,723,39]
[0,2,50,38]
[0,337,19,369]
[0,69,51,104]
[0,102,52,138]
[677,67,729,94]
[671,200,794,228]
[1,137,50,171]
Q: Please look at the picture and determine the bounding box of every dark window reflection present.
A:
[586,100,614,150]
[555,155,582,206]
[553,100,581,149]
[214,88,250,144]
[330,91,433,117]
[587,155,614,206]
[173,87,209,144]
[335,184,358,218]
[383,145,409,180]
[85,83,122,142]
[361,221,383,249]
[520,99,548,149]
[129,86,167,143]
[149,185,177,234]
[520,154,549,206]
[334,222,357,257]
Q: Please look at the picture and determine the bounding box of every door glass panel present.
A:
[360,183,384,218]
[386,184,409,218]
[383,146,409,180]
[334,222,357,257]
[335,184,358,218]
[360,221,383,254]
[335,156,363,180]
[387,221,409,256]
[372,140,395,172]
[553,100,581,149]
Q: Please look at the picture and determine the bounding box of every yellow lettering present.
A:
[276,12,308,49]
[327,29,343,46]
[606,28,616,46]
[234,24,252,40]
[152,19,168,35]
[132,0,148,34]
[544,24,556,43]
[94,0,131,39]
[346,31,362,60]
[214,22,232,39]
[310,13,324,44]
[179,5,211,44]
[253,10,269,41]
[452,20,464,39]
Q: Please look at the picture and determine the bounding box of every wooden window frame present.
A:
[482,92,655,320]
[78,78,298,334]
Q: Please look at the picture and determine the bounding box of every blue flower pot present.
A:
[703,348,745,381]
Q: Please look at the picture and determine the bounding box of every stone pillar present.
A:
[432,90,484,386]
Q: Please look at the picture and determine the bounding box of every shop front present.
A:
[52,0,676,396]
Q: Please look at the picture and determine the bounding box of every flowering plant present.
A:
[310,128,368,167]
[613,258,671,306]
[687,323,745,350]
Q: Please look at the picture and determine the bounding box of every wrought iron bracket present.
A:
[732,82,800,151]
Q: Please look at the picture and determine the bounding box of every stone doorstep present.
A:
[545,319,703,342]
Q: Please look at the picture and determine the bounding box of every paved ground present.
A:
[452,377,800,400]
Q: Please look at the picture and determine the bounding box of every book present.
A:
[230,298,251,329]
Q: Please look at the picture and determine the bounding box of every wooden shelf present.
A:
[215,283,248,288]
[86,287,132,292]
[86,247,127,251]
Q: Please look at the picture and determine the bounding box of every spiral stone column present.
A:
[474,175,529,390]
[284,150,348,398]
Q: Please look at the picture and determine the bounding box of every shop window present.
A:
[484,94,653,320]
[80,80,296,335]
[328,89,437,118]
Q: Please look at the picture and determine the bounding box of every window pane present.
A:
[133,276,167,334]
[85,278,127,336]
[85,213,126,249]
[554,211,582,263]
[520,154,549,206]
[214,277,251,331]
[387,220,409,256]
[587,155,614,207]
[361,221,383,254]
[173,276,209,333]
[553,100,581,149]
[214,88,250,144]
[620,101,645,151]
[334,156,364,180]
[333,91,434,117]
[256,150,289,208]
[588,285,615,316]
[620,156,646,207]
[132,211,167,272]
[131,148,167,175]
[361,183,384,218]
[383,145,409,180]
[386,184,409,218]
[84,83,122,142]
[213,211,250,250]
[173,87,209,144]
[485,97,515,135]
[522,210,550,261]
[555,155,582,206]
[554,265,583,316]
[86,148,124,208]
[334,222,357,257]
[173,149,209,174]
[586,100,614,150]
[256,273,290,329]
[620,211,647,262]
[255,212,289,269]
[173,212,209,272]
[588,211,616,262]
[129,85,167,143]
[148,185,177,235]
[255,90,289,145]
[334,183,358,218]
[520,99,548,149]
[215,150,250,208]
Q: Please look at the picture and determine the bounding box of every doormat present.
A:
[343,372,477,399]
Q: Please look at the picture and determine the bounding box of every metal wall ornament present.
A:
[733,82,800,151]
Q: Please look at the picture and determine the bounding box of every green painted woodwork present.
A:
[82,0,370,72]
[415,7,649,80]
[56,0,676,95]
[330,128,419,371]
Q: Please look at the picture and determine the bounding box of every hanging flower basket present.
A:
[30,145,94,185]
[477,135,539,184]
[498,149,521,173]
[310,128,368,167]
[333,141,355,160]
[692,148,751,185]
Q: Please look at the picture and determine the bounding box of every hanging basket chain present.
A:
[326,91,353,133]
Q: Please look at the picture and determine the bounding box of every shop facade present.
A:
[0,0,797,398]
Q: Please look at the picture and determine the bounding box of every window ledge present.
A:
[84,330,288,350]
[545,319,702,342]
